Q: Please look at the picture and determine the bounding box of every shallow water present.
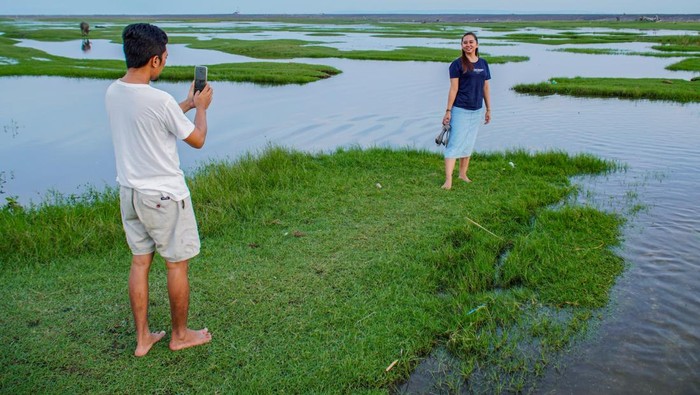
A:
[1,23,699,393]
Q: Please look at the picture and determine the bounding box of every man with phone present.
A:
[105,23,214,357]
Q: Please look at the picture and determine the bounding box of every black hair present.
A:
[460,32,480,73]
[122,23,168,69]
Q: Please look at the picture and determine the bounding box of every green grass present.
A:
[653,44,700,53]
[0,147,626,393]
[513,77,700,103]
[553,47,698,58]
[176,36,527,63]
[496,31,645,45]
[0,20,529,83]
[0,33,340,84]
[494,31,700,48]
[667,57,700,71]
[476,20,700,32]
[547,34,700,69]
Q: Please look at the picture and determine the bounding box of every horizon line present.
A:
[3,12,700,16]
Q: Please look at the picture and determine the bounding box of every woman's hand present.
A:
[484,109,491,125]
[443,110,451,126]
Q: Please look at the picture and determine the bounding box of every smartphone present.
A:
[194,65,207,94]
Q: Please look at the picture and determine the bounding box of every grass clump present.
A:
[553,47,697,58]
[667,57,700,72]
[477,20,700,32]
[513,77,700,103]
[0,20,529,82]
[174,36,527,64]
[0,147,626,393]
[0,34,341,84]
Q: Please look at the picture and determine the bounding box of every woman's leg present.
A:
[443,158,457,189]
[458,157,472,182]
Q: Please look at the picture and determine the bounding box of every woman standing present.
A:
[442,32,491,189]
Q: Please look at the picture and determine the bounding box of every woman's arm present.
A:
[443,78,459,125]
[483,80,491,125]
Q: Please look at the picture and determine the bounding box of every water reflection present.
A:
[81,38,91,52]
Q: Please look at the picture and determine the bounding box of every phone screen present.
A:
[194,66,207,94]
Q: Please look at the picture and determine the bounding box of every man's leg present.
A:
[166,260,212,351]
[129,252,165,357]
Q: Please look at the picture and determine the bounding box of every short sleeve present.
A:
[162,96,195,140]
[449,59,462,78]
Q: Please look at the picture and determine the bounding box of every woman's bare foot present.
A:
[441,181,452,190]
[169,328,212,351]
[134,330,166,357]
[459,176,472,183]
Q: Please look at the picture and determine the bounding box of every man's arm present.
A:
[184,83,213,149]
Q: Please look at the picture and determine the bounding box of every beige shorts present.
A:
[119,186,200,262]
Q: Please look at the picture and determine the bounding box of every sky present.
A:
[1,0,699,16]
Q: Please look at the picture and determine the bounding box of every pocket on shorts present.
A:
[140,195,173,210]
[137,195,176,232]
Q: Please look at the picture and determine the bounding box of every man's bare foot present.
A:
[169,328,212,351]
[134,330,165,357]
[459,176,472,183]
[441,181,452,190]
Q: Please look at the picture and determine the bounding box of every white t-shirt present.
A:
[105,79,195,200]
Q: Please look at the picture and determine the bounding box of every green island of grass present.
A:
[513,77,700,103]
[0,147,627,393]
[553,47,698,59]
[174,36,527,64]
[0,35,341,85]
[0,21,527,84]
[667,57,700,72]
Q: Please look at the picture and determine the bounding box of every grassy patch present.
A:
[496,31,645,45]
[0,33,340,84]
[477,20,700,32]
[497,32,700,47]
[0,19,528,76]
[0,147,625,393]
[552,47,696,58]
[667,57,700,72]
[513,77,700,103]
[653,44,700,53]
[171,35,527,64]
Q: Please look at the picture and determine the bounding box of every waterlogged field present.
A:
[1,15,700,394]
[1,16,697,96]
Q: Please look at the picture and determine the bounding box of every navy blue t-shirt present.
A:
[449,57,491,110]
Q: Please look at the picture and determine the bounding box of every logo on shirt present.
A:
[474,68,485,74]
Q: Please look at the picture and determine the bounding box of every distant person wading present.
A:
[441,32,491,190]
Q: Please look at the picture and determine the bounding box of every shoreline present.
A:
[3,13,700,22]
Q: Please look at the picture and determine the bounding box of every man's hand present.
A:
[184,83,213,149]
[179,82,196,113]
[194,83,213,111]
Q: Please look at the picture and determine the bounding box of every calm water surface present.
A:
[1,24,699,393]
